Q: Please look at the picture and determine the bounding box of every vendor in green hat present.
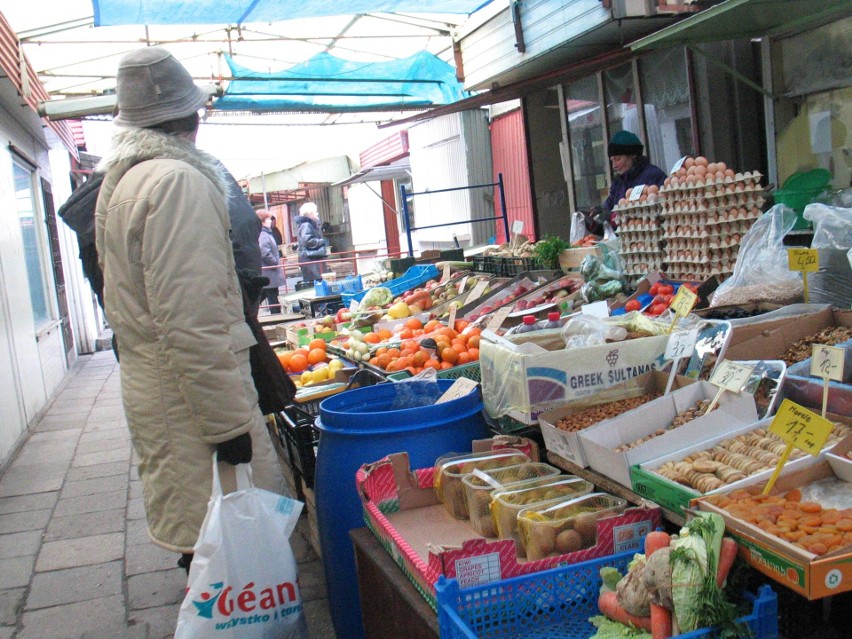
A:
[583,130,667,234]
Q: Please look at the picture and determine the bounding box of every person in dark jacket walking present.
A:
[295,202,327,283]
[582,130,667,234]
[257,210,285,314]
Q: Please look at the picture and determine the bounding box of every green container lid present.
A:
[782,168,831,191]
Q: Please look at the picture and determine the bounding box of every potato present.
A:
[526,525,556,557]
[573,513,598,545]
[555,529,584,554]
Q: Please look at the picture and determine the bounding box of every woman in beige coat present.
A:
[95,48,285,565]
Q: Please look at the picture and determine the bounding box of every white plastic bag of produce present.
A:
[803,203,852,308]
[710,205,803,307]
[175,458,307,639]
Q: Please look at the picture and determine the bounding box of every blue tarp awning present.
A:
[215,51,469,112]
[92,0,492,25]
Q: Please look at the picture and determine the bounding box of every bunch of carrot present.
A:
[596,531,739,639]
[571,234,600,248]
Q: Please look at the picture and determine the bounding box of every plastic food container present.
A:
[434,450,530,519]
[517,492,627,560]
[491,476,594,553]
[462,463,562,537]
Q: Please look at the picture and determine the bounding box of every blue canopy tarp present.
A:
[215,51,469,111]
[93,0,492,25]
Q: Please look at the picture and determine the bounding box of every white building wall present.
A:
[0,93,76,467]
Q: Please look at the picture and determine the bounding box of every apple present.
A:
[320,315,335,328]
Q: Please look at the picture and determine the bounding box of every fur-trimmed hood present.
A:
[97,128,228,201]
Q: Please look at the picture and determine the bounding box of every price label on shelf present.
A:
[710,360,755,393]
[486,306,512,333]
[670,156,687,174]
[665,329,698,361]
[512,219,524,235]
[670,286,697,317]
[448,305,458,333]
[628,184,645,201]
[787,248,819,273]
[810,344,845,382]
[466,280,489,304]
[768,399,833,456]
[436,377,479,404]
[441,263,451,283]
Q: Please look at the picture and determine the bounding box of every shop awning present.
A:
[92,0,493,25]
[332,161,412,187]
[629,0,852,51]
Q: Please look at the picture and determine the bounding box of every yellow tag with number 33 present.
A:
[768,399,834,456]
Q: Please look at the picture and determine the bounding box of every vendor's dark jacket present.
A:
[603,156,667,216]
[295,214,326,260]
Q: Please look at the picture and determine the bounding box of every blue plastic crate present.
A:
[341,264,440,306]
[313,274,363,297]
[436,549,778,639]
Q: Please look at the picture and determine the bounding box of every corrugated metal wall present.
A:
[490,108,535,243]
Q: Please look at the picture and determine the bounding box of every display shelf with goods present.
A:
[313,273,363,297]
[612,186,665,287]
[658,161,765,282]
[342,264,440,306]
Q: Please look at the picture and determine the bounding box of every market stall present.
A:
[259,184,850,639]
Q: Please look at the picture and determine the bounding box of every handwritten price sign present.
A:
[811,344,845,382]
[769,399,833,456]
[710,360,754,393]
[787,248,819,273]
[665,329,698,361]
[667,286,698,334]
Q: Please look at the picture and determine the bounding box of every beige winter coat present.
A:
[96,128,284,553]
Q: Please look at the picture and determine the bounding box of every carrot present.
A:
[716,537,739,588]
[598,590,653,631]
[644,531,671,557]
[651,604,673,639]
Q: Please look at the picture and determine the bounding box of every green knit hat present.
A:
[608,130,643,157]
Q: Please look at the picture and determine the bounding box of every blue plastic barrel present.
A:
[314,379,488,639]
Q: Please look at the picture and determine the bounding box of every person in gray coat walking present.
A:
[257,210,285,313]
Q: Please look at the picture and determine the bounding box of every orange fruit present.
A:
[368,357,379,367]
[364,332,380,344]
[387,348,400,359]
[412,351,428,367]
[424,359,441,370]
[468,335,480,350]
[437,327,457,340]
[375,346,389,356]
[289,354,309,373]
[440,347,458,365]
[377,329,393,341]
[308,338,328,351]
[398,328,414,340]
[424,320,442,333]
[405,317,423,330]
[466,327,482,336]
[293,348,309,360]
[376,354,392,369]
[454,319,470,333]
[467,348,479,361]
[278,351,293,370]
[457,352,471,365]
[440,361,453,370]
[307,348,327,365]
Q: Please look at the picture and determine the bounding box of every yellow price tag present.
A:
[787,248,819,273]
[768,399,834,456]
[810,344,845,382]
[709,360,754,393]
[670,286,698,317]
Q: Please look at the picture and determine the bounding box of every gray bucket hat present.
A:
[113,47,208,128]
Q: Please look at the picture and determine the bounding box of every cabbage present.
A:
[359,286,393,309]
[589,615,651,639]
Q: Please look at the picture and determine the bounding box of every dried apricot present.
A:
[798,502,822,514]
[836,518,852,532]
[821,510,841,524]
[806,542,828,555]
[783,488,802,502]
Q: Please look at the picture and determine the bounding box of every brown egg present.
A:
[684,157,696,169]
[717,161,728,173]
[707,162,718,173]
[725,168,735,178]
[647,184,659,195]
[694,165,707,178]
[695,156,709,167]
[663,177,672,187]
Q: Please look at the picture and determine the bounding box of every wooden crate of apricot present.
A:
[694,460,852,599]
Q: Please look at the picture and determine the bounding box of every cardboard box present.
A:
[579,381,759,487]
[693,461,852,599]
[357,451,661,610]
[558,245,603,272]
[538,371,697,468]
[724,307,852,361]
[479,321,674,425]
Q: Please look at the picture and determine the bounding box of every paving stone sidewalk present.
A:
[0,351,333,639]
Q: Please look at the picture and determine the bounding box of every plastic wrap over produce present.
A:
[803,203,852,308]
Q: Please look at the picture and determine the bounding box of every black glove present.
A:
[216,433,253,465]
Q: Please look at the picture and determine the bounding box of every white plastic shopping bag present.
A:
[175,457,307,639]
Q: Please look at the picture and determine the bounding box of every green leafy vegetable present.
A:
[589,615,652,639]
[600,566,623,594]
[533,234,570,269]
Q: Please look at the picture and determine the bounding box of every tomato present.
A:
[649,283,661,296]
[661,294,673,305]
[658,284,675,296]
[648,303,668,316]
[624,299,642,312]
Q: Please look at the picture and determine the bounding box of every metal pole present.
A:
[498,173,510,241]
[400,183,414,257]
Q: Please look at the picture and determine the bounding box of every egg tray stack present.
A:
[613,195,664,287]
[659,170,764,281]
